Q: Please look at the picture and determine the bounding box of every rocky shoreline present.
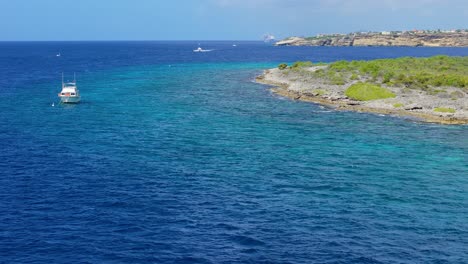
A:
[256,67,468,125]
[276,32,468,47]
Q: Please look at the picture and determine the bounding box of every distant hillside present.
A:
[275,31,468,47]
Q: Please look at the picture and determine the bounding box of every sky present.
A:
[0,0,467,41]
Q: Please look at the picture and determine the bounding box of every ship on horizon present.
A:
[263,33,276,43]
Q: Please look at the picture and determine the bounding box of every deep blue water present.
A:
[1,41,467,263]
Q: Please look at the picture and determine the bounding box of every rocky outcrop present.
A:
[275,36,354,46]
[255,67,468,125]
[275,32,468,47]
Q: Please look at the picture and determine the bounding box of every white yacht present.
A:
[58,73,80,103]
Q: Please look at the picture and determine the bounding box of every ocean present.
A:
[1,41,467,263]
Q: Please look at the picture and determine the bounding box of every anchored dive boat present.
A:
[58,73,80,104]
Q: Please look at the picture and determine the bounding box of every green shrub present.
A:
[278,63,288,70]
[324,71,344,85]
[434,107,456,113]
[445,75,465,88]
[345,82,396,101]
[396,73,406,81]
[359,62,380,76]
[428,89,445,95]
[428,74,466,88]
[382,72,394,83]
[330,74,345,85]
[312,89,326,96]
[326,56,467,89]
[393,103,403,108]
[291,61,313,69]
[315,62,328,66]
[298,56,467,95]
[313,69,326,78]
[439,66,449,71]
[350,73,359,80]
[330,60,350,71]
[450,91,464,99]
[429,75,445,87]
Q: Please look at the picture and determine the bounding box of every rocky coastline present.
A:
[256,66,468,125]
[275,32,468,47]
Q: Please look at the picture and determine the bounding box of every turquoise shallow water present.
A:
[1,42,467,263]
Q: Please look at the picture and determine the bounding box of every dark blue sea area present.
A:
[0,41,467,263]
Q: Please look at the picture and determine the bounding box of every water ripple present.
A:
[1,42,467,263]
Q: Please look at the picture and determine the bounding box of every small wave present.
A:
[351,256,385,264]
[240,248,258,254]
[175,256,214,264]
[216,223,240,231]
[230,235,266,247]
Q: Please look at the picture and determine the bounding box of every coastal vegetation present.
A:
[263,55,468,124]
[328,56,467,89]
[291,61,314,69]
[434,107,456,113]
[278,63,288,70]
[281,56,468,92]
[345,82,396,101]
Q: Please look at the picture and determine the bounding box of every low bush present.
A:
[324,56,468,90]
[311,89,326,96]
[345,82,396,101]
[350,73,359,80]
[382,72,394,83]
[278,63,288,70]
[434,107,456,113]
[291,61,313,69]
[329,60,351,71]
[330,74,345,85]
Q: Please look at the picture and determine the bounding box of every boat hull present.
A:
[60,96,81,103]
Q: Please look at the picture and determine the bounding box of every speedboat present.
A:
[193,47,211,52]
[58,73,80,103]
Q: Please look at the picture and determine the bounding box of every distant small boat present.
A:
[232,44,237,47]
[193,47,212,52]
[263,33,276,43]
[56,53,61,57]
[58,73,80,104]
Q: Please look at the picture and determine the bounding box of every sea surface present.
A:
[0,41,467,263]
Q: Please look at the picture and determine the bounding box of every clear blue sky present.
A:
[1,0,466,40]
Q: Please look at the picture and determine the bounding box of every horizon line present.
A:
[0,39,266,42]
